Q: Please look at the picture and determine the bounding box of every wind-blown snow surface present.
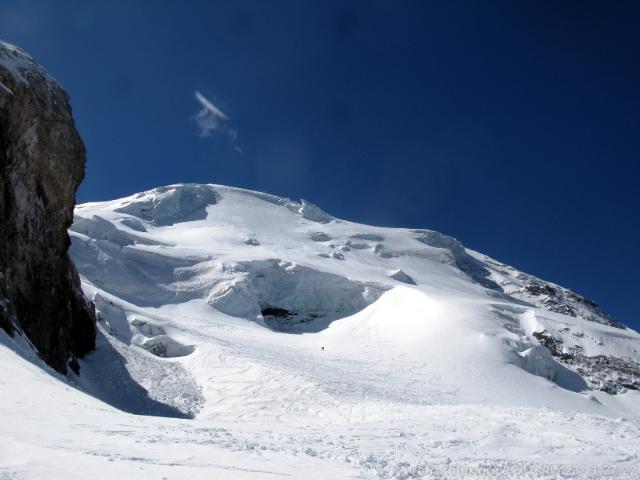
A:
[2,183,640,479]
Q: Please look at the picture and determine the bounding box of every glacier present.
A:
[1,183,639,479]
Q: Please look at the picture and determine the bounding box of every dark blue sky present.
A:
[2,1,639,329]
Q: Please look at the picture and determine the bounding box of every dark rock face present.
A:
[533,330,640,394]
[519,277,621,327]
[474,251,622,329]
[0,40,95,373]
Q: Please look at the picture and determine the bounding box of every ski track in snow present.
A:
[2,183,640,479]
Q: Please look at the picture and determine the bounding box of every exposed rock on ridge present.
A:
[0,40,95,373]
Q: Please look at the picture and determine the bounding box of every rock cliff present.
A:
[0,40,95,373]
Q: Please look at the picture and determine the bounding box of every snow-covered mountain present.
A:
[3,183,640,479]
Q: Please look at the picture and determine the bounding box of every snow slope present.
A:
[0,39,61,94]
[2,183,640,479]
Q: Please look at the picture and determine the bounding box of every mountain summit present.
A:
[69,183,639,412]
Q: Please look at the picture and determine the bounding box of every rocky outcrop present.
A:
[473,251,622,329]
[0,40,95,373]
[533,330,640,394]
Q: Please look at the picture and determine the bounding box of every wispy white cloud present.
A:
[193,91,240,151]
[195,90,228,121]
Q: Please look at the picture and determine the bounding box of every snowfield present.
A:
[2,183,640,479]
